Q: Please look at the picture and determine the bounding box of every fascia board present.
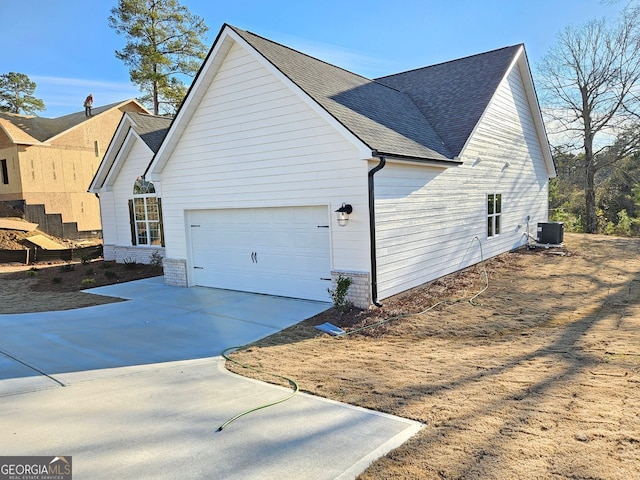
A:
[148,26,371,176]
[516,51,557,178]
[147,27,236,176]
[229,29,372,160]
[89,113,135,192]
[457,46,556,178]
[102,129,152,190]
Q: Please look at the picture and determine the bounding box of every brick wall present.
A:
[163,257,187,287]
[331,270,370,309]
[103,244,165,265]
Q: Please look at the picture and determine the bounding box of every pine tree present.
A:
[109,0,209,115]
[0,72,45,115]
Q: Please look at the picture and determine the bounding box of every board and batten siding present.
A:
[158,41,371,281]
[375,62,550,300]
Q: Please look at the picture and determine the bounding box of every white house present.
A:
[90,24,555,308]
[90,112,171,264]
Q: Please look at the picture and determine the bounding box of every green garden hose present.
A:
[337,236,488,336]
[217,236,488,429]
[217,346,300,431]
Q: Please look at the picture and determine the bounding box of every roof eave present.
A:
[47,99,147,144]
[89,112,140,192]
[372,150,462,167]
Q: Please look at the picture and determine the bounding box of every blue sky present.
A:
[0,0,627,118]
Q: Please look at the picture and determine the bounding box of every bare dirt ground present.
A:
[2,233,639,479]
[225,233,640,480]
[0,260,161,314]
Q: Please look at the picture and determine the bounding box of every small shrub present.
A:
[149,251,164,269]
[104,270,119,279]
[80,255,91,265]
[52,277,63,284]
[26,269,38,277]
[81,278,95,286]
[123,257,138,270]
[61,263,75,272]
[328,274,353,313]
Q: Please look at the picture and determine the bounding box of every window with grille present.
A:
[487,193,502,238]
[128,178,163,246]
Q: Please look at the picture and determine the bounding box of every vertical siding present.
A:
[376,63,550,300]
[159,42,370,277]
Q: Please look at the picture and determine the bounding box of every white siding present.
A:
[158,42,370,284]
[375,63,550,300]
[101,138,154,247]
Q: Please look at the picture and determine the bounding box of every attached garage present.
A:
[187,206,332,302]
[92,24,555,309]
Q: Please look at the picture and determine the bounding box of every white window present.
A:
[129,178,163,246]
[487,193,502,238]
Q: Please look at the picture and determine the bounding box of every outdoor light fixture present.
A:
[335,203,353,227]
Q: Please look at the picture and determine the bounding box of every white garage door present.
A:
[188,206,331,302]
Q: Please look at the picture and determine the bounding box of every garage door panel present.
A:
[189,206,331,301]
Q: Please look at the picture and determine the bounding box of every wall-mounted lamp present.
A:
[335,203,353,227]
[502,161,511,171]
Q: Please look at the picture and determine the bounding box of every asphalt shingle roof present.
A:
[376,45,522,157]
[230,25,521,161]
[0,101,139,144]
[129,112,172,153]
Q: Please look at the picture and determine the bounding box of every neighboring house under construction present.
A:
[0,100,147,238]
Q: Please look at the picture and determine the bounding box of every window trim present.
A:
[128,179,164,247]
[487,193,502,238]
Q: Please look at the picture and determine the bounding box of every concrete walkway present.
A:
[0,278,422,479]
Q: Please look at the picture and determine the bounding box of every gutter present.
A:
[368,152,386,307]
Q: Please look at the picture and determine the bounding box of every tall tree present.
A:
[109,0,209,115]
[538,10,640,233]
[0,72,45,115]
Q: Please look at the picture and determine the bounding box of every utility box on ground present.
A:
[537,222,564,244]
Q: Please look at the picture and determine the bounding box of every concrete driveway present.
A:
[0,278,422,479]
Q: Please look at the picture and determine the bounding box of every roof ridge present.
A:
[130,111,172,119]
[228,25,375,83]
[229,24,453,159]
[376,44,523,80]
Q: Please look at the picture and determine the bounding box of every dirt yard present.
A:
[1,233,639,479]
[225,233,640,480]
[0,260,161,314]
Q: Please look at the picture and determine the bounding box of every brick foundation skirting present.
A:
[331,270,370,309]
[163,257,188,287]
[103,245,165,265]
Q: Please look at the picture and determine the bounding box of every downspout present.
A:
[368,153,386,307]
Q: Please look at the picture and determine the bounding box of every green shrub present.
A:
[26,269,38,277]
[328,274,352,313]
[615,210,633,236]
[149,251,164,269]
[81,278,95,286]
